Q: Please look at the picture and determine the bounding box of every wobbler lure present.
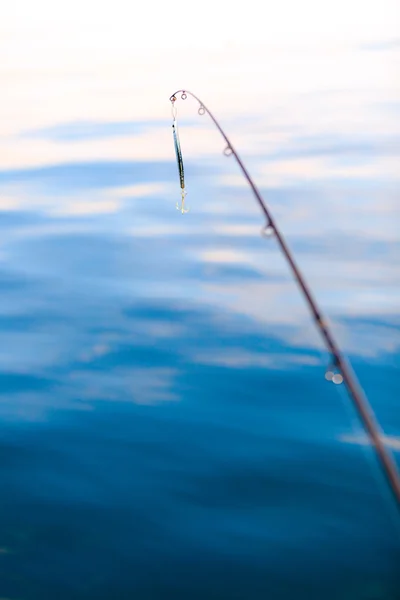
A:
[171,95,188,213]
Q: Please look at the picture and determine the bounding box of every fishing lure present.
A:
[171,96,188,213]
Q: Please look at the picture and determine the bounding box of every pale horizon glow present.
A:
[0,0,398,210]
[1,0,399,137]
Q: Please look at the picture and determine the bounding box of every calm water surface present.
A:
[0,115,399,599]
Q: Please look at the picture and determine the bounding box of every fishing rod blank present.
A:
[169,89,400,509]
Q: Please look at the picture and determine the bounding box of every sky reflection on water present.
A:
[0,115,399,597]
[1,4,400,596]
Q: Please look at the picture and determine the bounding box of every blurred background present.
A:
[0,1,399,598]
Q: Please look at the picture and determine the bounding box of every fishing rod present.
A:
[169,89,400,508]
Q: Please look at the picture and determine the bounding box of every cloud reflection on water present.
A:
[0,107,399,598]
[1,3,400,596]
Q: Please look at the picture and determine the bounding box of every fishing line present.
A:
[313,338,400,538]
[309,295,400,532]
[168,89,400,510]
[332,373,400,540]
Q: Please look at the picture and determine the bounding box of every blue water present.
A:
[0,117,399,599]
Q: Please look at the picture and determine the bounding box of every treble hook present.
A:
[176,189,189,214]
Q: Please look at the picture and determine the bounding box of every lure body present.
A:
[172,116,188,213]
[172,119,185,190]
